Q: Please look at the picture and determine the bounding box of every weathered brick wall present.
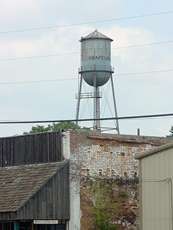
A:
[67,130,169,229]
[70,131,167,178]
[80,178,138,230]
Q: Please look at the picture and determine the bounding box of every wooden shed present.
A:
[0,160,69,230]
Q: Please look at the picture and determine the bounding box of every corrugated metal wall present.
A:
[0,132,63,166]
[141,149,173,230]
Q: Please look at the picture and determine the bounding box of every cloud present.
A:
[0,25,156,85]
[0,25,153,56]
[0,0,40,25]
[0,21,172,136]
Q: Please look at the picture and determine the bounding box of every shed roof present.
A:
[80,30,113,41]
[0,160,68,212]
[135,142,173,160]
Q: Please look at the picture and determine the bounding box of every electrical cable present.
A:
[0,52,79,61]
[0,78,76,85]
[0,68,173,86]
[117,69,173,76]
[0,10,173,34]
[0,113,173,124]
[114,40,173,49]
[0,39,173,62]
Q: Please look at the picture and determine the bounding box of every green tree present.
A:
[169,126,173,136]
[24,121,82,134]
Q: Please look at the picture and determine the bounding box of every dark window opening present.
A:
[120,152,125,156]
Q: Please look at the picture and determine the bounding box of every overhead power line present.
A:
[115,39,173,49]
[0,39,173,62]
[0,113,173,124]
[0,10,173,34]
[117,68,173,76]
[0,68,173,85]
[0,52,79,62]
[0,78,76,85]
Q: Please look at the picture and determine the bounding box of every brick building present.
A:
[63,130,170,229]
[64,130,168,177]
[0,130,170,230]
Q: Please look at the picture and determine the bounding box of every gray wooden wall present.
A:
[0,161,70,221]
[17,162,70,221]
[0,132,63,166]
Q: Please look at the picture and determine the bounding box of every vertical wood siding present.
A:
[0,162,70,221]
[17,163,70,220]
[0,132,63,166]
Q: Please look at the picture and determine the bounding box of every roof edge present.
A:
[16,160,69,212]
[135,142,173,160]
[87,134,166,145]
[80,30,113,42]
[80,37,113,42]
[0,131,62,139]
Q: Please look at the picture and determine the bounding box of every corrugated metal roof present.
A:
[80,30,113,41]
[0,160,68,212]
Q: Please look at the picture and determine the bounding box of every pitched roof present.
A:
[135,142,173,160]
[80,30,113,41]
[0,161,68,212]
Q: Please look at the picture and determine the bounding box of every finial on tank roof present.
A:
[80,30,113,42]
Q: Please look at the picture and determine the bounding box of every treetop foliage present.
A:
[24,122,90,134]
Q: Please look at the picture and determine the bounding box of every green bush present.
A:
[94,208,117,230]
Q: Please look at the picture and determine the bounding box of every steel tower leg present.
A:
[96,87,100,130]
[110,75,120,134]
[93,86,100,130]
[76,75,83,125]
[93,75,100,130]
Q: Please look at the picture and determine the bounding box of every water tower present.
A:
[76,30,120,133]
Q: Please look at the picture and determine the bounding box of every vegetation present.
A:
[91,181,124,229]
[95,210,117,230]
[81,178,137,229]
[169,126,173,136]
[24,121,81,134]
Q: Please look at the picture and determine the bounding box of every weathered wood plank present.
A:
[0,132,62,166]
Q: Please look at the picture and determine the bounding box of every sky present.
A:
[0,0,173,137]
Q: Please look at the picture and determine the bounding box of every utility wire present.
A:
[0,113,173,124]
[117,68,173,76]
[0,10,173,34]
[0,78,76,85]
[0,68,173,85]
[0,52,79,62]
[114,39,173,49]
[0,39,173,62]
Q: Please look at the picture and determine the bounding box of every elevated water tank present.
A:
[79,30,113,87]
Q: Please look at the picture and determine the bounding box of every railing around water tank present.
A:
[79,65,114,73]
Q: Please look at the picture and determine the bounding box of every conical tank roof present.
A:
[80,30,113,42]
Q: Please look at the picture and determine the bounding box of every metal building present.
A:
[76,30,119,133]
[136,143,173,230]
